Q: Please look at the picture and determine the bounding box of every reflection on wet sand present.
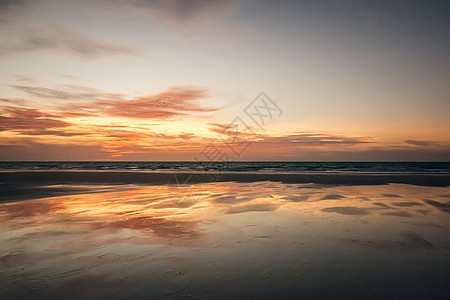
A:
[1,182,450,299]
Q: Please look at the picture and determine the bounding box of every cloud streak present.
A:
[10,84,216,119]
[68,86,215,119]
[12,85,95,101]
[98,0,244,23]
[405,139,435,147]
[208,126,372,148]
[258,132,372,146]
[0,107,71,133]
[0,26,140,59]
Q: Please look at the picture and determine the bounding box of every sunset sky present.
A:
[0,0,449,161]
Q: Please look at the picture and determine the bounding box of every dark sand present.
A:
[2,171,450,186]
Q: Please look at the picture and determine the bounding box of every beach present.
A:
[1,169,450,299]
[2,0,449,298]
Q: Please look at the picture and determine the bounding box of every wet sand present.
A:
[1,177,450,299]
[1,171,449,202]
[2,171,449,186]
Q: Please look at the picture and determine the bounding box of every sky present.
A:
[0,0,449,161]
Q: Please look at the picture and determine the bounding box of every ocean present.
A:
[1,161,449,174]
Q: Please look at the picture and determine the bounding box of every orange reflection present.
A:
[1,182,449,244]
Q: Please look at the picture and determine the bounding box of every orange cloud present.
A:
[70,86,215,119]
[0,107,72,133]
[11,84,216,120]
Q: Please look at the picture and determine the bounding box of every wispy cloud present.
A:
[258,132,372,146]
[0,26,140,60]
[207,126,372,147]
[13,74,35,84]
[97,0,245,23]
[0,107,72,134]
[0,97,28,106]
[11,84,215,119]
[405,139,435,147]
[1,0,245,23]
[66,85,215,119]
[12,85,96,101]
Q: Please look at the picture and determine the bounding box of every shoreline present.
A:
[1,171,449,187]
